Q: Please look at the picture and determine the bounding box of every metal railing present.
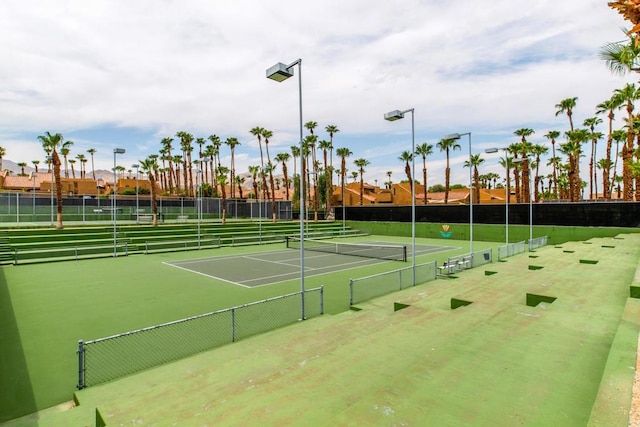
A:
[497,241,527,261]
[529,235,548,251]
[77,287,323,389]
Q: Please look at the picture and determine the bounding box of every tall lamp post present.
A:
[132,164,139,222]
[267,58,306,320]
[444,132,473,255]
[196,169,202,249]
[485,147,509,246]
[512,157,533,249]
[113,148,125,257]
[384,108,416,285]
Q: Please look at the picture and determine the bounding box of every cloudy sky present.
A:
[0,0,635,187]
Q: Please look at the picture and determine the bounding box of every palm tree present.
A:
[87,148,97,180]
[176,131,195,197]
[597,158,610,201]
[544,130,561,199]
[17,162,27,176]
[0,146,5,172]
[261,129,277,220]
[596,95,624,199]
[555,97,578,131]
[234,175,245,199]
[600,30,640,75]
[336,147,353,207]
[290,145,300,178]
[248,165,260,199]
[250,126,267,197]
[386,170,392,189]
[60,140,73,178]
[31,160,40,173]
[562,130,589,202]
[325,125,339,207]
[398,151,413,189]
[225,137,240,198]
[303,135,318,219]
[614,83,640,200]
[611,129,627,193]
[37,131,64,229]
[173,155,182,191]
[436,137,461,204]
[354,158,369,205]
[304,121,317,135]
[76,154,87,178]
[207,135,221,191]
[139,156,160,226]
[514,128,534,203]
[530,144,548,202]
[318,139,333,212]
[160,137,175,194]
[415,142,433,204]
[68,159,76,179]
[274,152,291,200]
[217,166,229,224]
[463,153,484,204]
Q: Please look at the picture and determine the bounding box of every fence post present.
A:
[77,340,86,389]
[398,269,403,290]
[231,308,236,342]
[320,286,324,315]
[349,279,354,306]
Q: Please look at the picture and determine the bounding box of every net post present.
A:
[349,279,354,306]
[77,340,86,389]
[285,236,290,248]
[320,285,324,315]
[403,245,407,262]
[231,308,236,342]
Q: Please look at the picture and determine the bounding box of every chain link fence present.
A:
[77,287,323,389]
[528,235,548,251]
[349,261,437,305]
[497,241,526,261]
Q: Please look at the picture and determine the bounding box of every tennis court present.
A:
[165,239,455,288]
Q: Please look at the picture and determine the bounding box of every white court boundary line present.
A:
[163,242,458,288]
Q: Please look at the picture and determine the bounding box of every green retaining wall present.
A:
[346,221,640,245]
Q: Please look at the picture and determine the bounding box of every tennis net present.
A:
[286,237,407,262]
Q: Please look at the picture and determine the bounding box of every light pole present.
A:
[384,108,416,285]
[444,132,473,255]
[32,173,37,219]
[258,170,263,244]
[485,147,509,246]
[196,169,202,249]
[113,148,125,257]
[513,157,533,249]
[132,164,139,222]
[47,156,53,226]
[267,58,305,320]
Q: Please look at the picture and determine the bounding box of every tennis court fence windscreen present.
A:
[286,237,407,262]
[350,261,437,305]
[77,287,324,389]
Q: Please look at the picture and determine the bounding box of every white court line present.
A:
[244,257,398,288]
[166,262,251,288]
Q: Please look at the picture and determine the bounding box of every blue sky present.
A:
[0,0,635,186]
